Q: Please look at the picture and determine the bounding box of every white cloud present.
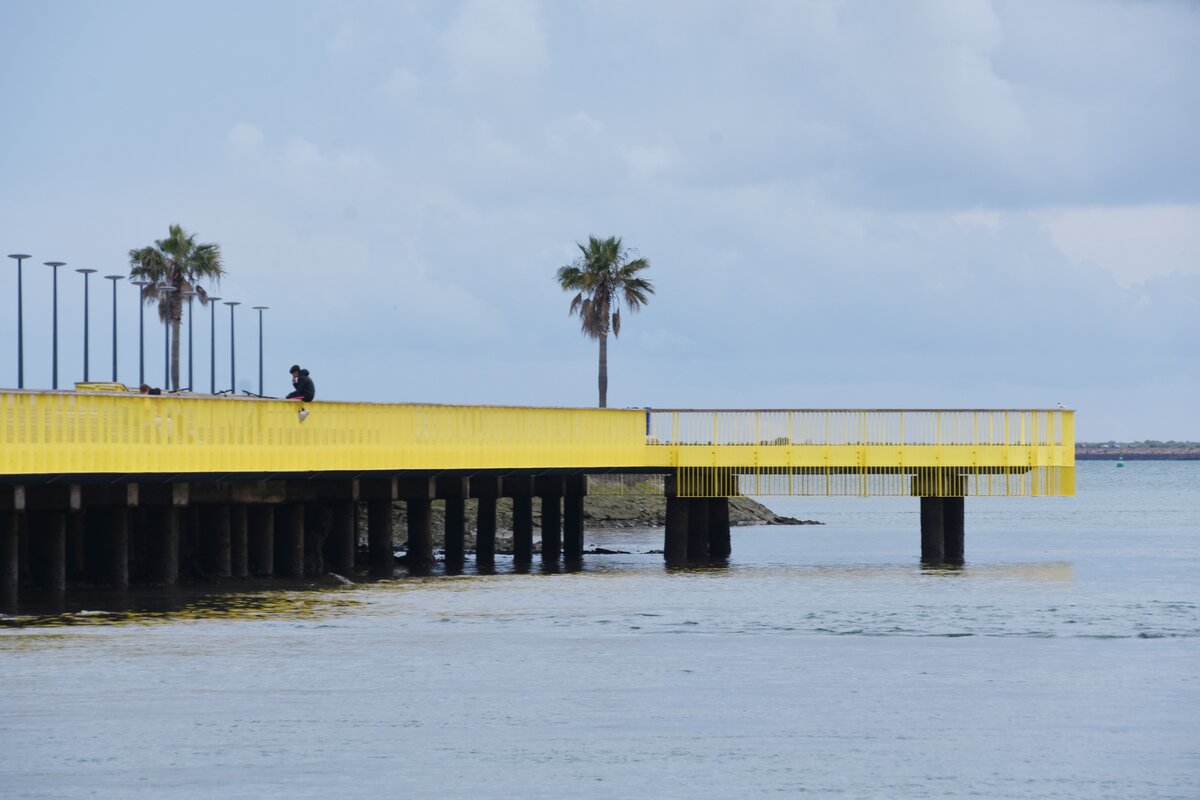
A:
[283,137,322,171]
[382,67,420,99]
[952,209,1002,229]
[327,20,359,56]
[227,122,264,155]
[622,144,680,180]
[1039,205,1200,287]
[442,0,547,87]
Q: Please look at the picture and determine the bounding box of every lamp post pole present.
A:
[224,301,240,393]
[76,269,98,382]
[252,306,268,397]
[181,290,198,391]
[8,254,31,388]
[104,275,124,381]
[130,279,153,386]
[45,261,67,389]
[206,295,221,393]
[158,282,176,390]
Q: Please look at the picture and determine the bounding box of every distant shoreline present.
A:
[1076,446,1200,461]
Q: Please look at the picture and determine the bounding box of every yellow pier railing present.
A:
[0,391,1073,499]
[648,409,1074,498]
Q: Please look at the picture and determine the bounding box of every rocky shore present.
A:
[375,494,821,550]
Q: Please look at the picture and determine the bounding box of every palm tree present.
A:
[556,235,654,408]
[128,224,225,391]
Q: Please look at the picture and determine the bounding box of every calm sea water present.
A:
[2,461,1198,799]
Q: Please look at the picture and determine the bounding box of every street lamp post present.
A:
[76,268,98,382]
[206,295,221,394]
[224,301,240,393]
[45,262,67,389]
[157,282,176,390]
[252,306,268,397]
[180,290,198,391]
[130,279,153,386]
[104,275,124,382]
[8,254,31,388]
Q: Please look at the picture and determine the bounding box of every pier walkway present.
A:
[0,390,1074,602]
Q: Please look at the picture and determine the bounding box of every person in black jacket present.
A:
[286,364,316,402]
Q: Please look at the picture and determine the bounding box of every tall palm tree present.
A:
[556,235,654,408]
[128,224,225,391]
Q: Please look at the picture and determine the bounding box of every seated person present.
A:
[286,365,315,402]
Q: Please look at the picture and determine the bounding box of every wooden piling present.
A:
[33,510,67,592]
[563,475,586,561]
[276,503,305,578]
[106,507,129,589]
[230,503,249,578]
[406,498,434,570]
[1,512,17,607]
[67,510,85,582]
[476,496,497,570]
[203,504,233,579]
[148,506,179,585]
[328,500,356,575]
[541,495,562,562]
[367,498,394,577]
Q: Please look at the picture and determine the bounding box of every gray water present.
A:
[2,461,1198,798]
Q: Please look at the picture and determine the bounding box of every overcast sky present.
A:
[2,0,1197,440]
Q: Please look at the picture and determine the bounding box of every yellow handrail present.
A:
[0,391,1074,498]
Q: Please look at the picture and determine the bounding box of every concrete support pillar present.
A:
[504,477,534,565]
[405,498,434,570]
[148,506,179,585]
[920,496,945,564]
[1,512,17,607]
[535,476,564,565]
[202,504,232,579]
[303,502,333,577]
[33,511,67,592]
[67,510,86,581]
[328,500,356,575]
[541,495,562,562]
[180,506,200,580]
[563,475,586,561]
[476,496,497,569]
[276,503,305,578]
[367,499,394,577]
[512,495,533,563]
[664,496,689,566]
[435,477,468,572]
[127,508,146,584]
[687,498,710,561]
[443,496,465,570]
[17,511,30,584]
[470,477,502,570]
[106,507,129,589]
[943,496,965,565]
[707,497,731,559]
[230,503,249,578]
[248,505,275,576]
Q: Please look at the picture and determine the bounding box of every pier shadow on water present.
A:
[0,578,367,629]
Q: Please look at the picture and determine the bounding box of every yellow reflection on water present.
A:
[0,588,364,630]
